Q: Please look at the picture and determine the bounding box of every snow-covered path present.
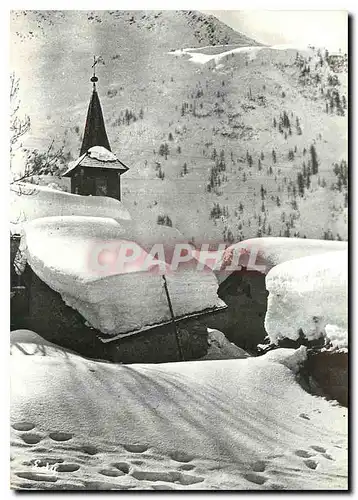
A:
[11,331,347,490]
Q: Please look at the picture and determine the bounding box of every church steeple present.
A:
[80,56,111,155]
[64,57,129,201]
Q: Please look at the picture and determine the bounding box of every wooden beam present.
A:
[162,275,184,361]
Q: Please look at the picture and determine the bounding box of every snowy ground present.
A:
[10,331,347,491]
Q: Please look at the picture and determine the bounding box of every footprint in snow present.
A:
[178,463,195,471]
[81,445,98,455]
[12,422,36,432]
[122,443,148,453]
[243,472,267,485]
[111,462,130,474]
[98,468,124,478]
[152,484,175,490]
[294,449,313,458]
[169,450,194,463]
[131,468,204,485]
[309,445,335,461]
[251,460,266,473]
[16,471,58,483]
[56,463,81,473]
[310,445,326,453]
[81,480,128,490]
[20,433,43,445]
[304,459,318,470]
[49,432,73,442]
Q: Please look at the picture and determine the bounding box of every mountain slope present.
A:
[10,10,348,244]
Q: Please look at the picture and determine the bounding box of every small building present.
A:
[63,71,128,200]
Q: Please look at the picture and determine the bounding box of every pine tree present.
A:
[310,144,319,174]
[260,185,265,200]
[297,172,305,196]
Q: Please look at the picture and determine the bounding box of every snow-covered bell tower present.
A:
[63,57,128,200]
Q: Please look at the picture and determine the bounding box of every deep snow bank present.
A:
[11,182,131,228]
[10,330,347,490]
[215,237,347,283]
[23,216,225,339]
[265,251,348,348]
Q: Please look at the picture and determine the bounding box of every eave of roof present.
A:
[63,152,129,177]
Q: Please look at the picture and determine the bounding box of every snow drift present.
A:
[11,182,131,228]
[201,328,249,360]
[265,250,348,348]
[10,330,348,490]
[23,216,226,339]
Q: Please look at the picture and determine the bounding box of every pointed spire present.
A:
[80,57,111,156]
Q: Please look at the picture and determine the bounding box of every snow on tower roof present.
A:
[63,146,129,177]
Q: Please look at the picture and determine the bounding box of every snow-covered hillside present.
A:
[11,330,348,490]
[10,11,348,245]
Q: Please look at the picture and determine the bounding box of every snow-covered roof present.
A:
[216,237,348,284]
[265,250,347,349]
[23,216,226,339]
[63,146,129,177]
[11,182,131,229]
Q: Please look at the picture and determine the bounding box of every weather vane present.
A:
[91,55,99,88]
